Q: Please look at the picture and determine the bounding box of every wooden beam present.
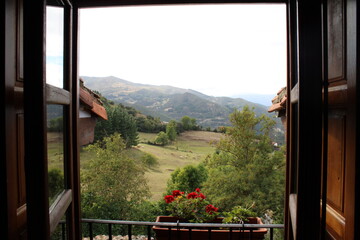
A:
[289,194,297,237]
[46,84,71,105]
[290,83,298,104]
[49,190,72,234]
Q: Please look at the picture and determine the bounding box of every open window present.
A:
[23,0,81,239]
[16,0,358,239]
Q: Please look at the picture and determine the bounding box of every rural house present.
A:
[79,78,108,146]
[268,87,287,130]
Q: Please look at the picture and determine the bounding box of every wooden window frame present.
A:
[24,0,81,239]
[23,0,337,239]
[286,0,323,239]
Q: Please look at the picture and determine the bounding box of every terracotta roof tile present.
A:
[80,87,94,109]
[92,102,108,120]
[79,79,108,120]
[268,87,287,113]
[268,102,283,112]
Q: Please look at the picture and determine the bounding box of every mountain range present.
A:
[81,76,281,130]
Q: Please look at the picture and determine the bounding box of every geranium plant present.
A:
[164,188,219,223]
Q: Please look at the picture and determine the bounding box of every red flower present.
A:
[197,193,206,199]
[187,192,198,199]
[172,190,184,197]
[164,195,175,203]
[205,204,219,214]
[195,188,201,192]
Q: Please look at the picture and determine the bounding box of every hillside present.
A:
[81,76,282,130]
[137,131,222,200]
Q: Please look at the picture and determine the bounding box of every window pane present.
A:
[46,6,64,88]
[47,104,65,206]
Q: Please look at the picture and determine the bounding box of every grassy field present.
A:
[48,130,223,201]
[137,131,222,200]
[47,132,65,170]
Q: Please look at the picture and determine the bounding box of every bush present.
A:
[48,168,64,203]
[141,153,159,168]
[48,117,63,132]
[154,131,169,146]
[166,164,208,193]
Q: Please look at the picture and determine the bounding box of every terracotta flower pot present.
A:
[153,216,268,240]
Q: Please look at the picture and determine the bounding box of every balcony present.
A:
[58,219,283,240]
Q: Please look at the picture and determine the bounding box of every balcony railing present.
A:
[58,219,284,240]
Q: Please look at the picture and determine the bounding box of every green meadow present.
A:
[137,131,222,200]
[48,130,222,201]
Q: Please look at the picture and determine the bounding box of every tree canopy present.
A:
[166,164,208,193]
[203,106,285,221]
[81,133,150,220]
[166,120,177,141]
[154,131,169,146]
[95,104,139,148]
[180,116,198,131]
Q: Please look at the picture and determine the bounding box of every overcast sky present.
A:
[75,4,286,97]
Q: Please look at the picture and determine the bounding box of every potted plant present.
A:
[153,189,267,240]
[222,204,257,224]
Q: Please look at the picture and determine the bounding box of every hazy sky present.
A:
[76,4,287,97]
[46,6,64,88]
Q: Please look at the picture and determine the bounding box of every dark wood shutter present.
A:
[286,0,323,239]
[322,0,357,239]
[286,0,359,239]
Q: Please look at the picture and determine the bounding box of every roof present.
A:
[79,78,108,120]
[268,87,286,113]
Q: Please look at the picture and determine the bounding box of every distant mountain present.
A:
[81,76,282,132]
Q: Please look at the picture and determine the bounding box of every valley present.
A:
[81,76,283,130]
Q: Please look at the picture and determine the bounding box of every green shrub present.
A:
[141,153,159,168]
[154,131,169,146]
[48,168,64,203]
[166,164,208,193]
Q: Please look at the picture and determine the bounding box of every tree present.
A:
[190,118,197,130]
[48,168,64,202]
[95,105,139,148]
[154,131,169,146]
[181,116,191,130]
[166,120,177,141]
[181,116,198,131]
[203,106,285,221]
[81,133,150,221]
[136,115,165,133]
[166,164,208,193]
[48,116,63,132]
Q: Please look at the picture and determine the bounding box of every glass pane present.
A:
[46,6,64,88]
[47,104,65,206]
